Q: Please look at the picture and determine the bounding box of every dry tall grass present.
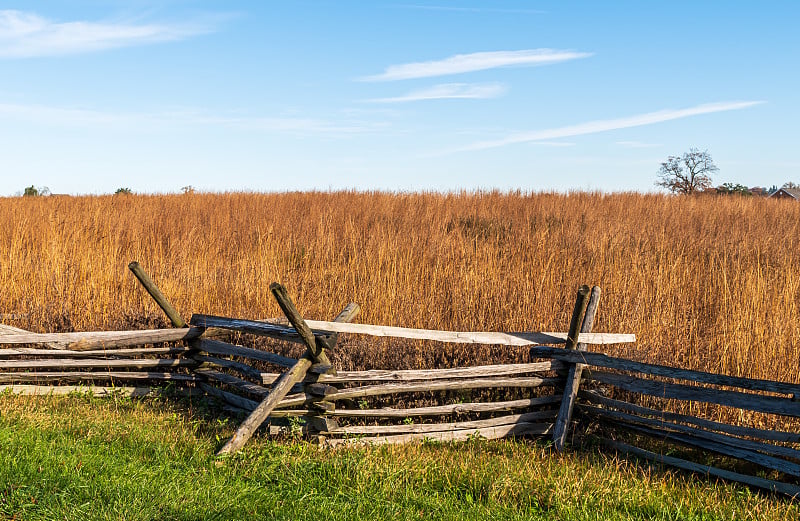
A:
[0,191,798,384]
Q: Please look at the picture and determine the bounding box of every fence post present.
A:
[552,285,601,451]
[128,261,187,328]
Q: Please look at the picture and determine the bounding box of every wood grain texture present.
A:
[325,422,553,447]
[0,384,167,397]
[267,361,562,384]
[0,371,197,383]
[128,261,187,328]
[553,285,599,452]
[0,346,191,358]
[0,328,204,350]
[0,358,195,370]
[190,314,635,346]
[587,370,800,417]
[530,346,800,396]
[194,339,297,367]
[580,390,800,443]
[323,411,557,435]
[578,404,800,462]
[327,396,562,418]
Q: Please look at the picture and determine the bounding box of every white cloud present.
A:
[0,10,216,58]
[365,82,507,103]
[360,49,591,81]
[455,101,765,152]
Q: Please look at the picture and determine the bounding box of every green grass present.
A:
[0,393,797,520]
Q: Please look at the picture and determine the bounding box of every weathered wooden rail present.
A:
[2,263,799,497]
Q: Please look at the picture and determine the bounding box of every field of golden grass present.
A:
[0,191,798,385]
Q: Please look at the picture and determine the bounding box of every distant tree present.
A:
[768,185,779,195]
[22,185,50,197]
[716,183,751,196]
[782,181,800,190]
[181,185,195,194]
[655,149,718,195]
[115,187,133,195]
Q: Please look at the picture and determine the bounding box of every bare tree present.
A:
[655,148,718,194]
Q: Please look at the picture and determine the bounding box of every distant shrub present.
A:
[22,185,50,197]
[115,188,133,195]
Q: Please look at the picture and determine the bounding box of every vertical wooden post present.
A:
[552,285,601,452]
[128,261,187,328]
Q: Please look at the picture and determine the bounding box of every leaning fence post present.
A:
[128,261,187,328]
[216,283,346,456]
[552,285,601,451]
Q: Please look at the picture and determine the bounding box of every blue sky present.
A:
[0,1,797,195]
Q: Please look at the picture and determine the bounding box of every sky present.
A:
[0,1,798,195]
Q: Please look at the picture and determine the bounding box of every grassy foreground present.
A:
[0,393,797,521]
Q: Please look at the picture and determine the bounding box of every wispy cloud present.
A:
[615,140,661,148]
[360,49,591,81]
[0,10,217,58]
[365,82,507,103]
[454,101,765,152]
[0,102,378,135]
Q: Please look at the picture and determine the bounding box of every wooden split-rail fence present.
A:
[1,263,799,497]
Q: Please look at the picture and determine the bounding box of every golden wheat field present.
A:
[0,191,798,385]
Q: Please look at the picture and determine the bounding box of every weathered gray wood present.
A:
[588,370,800,418]
[0,324,69,349]
[0,346,191,358]
[270,376,560,410]
[195,368,271,397]
[610,420,800,479]
[328,396,563,418]
[217,356,314,456]
[602,439,800,498]
[565,286,591,350]
[0,384,165,397]
[192,354,265,382]
[531,346,800,396]
[553,285,598,452]
[326,422,554,447]
[0,328,205,350]
[0,371,197,383]
[194,338,298,367]
[190,314,331,347]
[223,393,563,418]
[199,382,261,411]
[269,283,329,365]
[285,362,563,384]
[0,358,195,370]
[128,261,187,328]
[580,391,800,444]
[324,411,557,435]
[314,376,560,403]
[300,320,634,346]
[579,404,800,463]
[330,303,361,330]
[190,314,635,346]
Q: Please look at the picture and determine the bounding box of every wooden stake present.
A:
[128,261,187,328]
[552,285,598,451]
